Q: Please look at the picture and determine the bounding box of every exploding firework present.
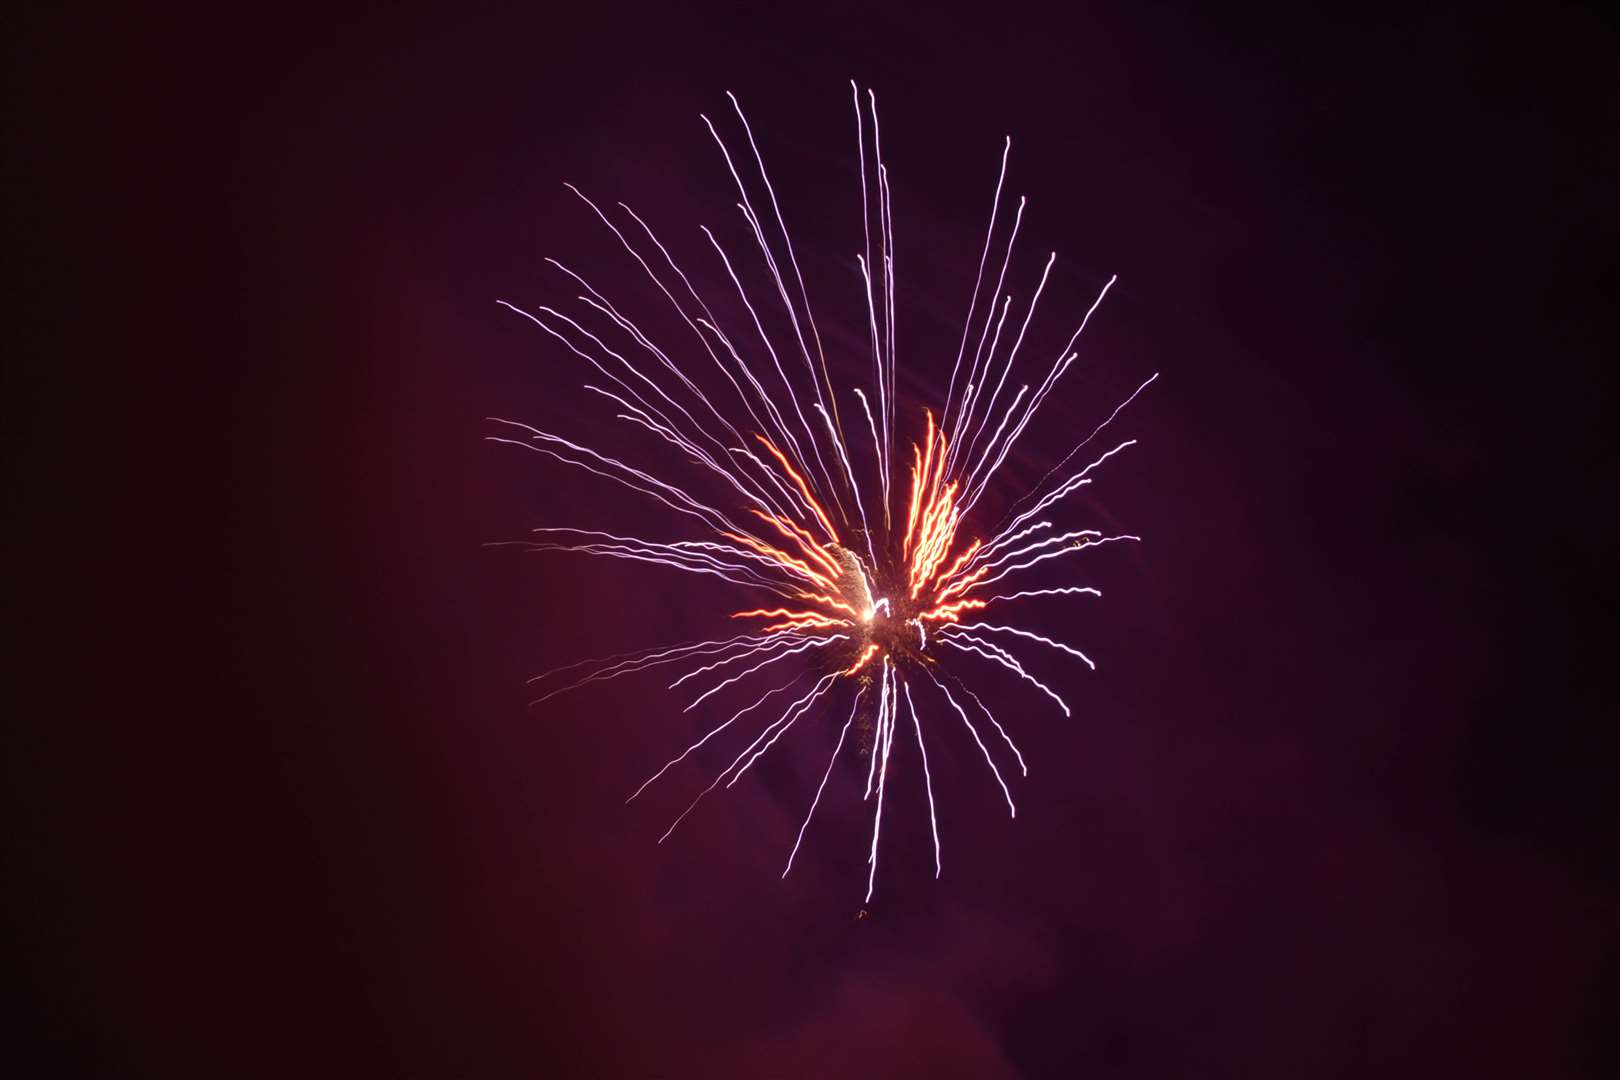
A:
[492,85,1155,902]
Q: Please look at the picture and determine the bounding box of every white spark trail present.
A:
[865,659,890,799]
[699,224,838,517]
[628,675,810,803]
[947,675,1028,777]
[956,251,1057,481]
[946,621,1095,670]
[923,667,1016,817]
[983,585,1102,604]
[966,533,1141,593]
[658,674,838,843]
[610,202,826,513]
[724,93,850,500]
[782,686,865,878]
[948,195,1026,472]
[527,630,769,689]
[943,135,1012,435]
[1011,371,1160,522]
[975,439,1139,560]
[683,637,845,713]
[729,674,841,787]
[934,633,1072,718]
[902,680,942,878]
[866,658,897,902]
[956,276,1120,518]
[668,634,840,689]
[529,631,789,703]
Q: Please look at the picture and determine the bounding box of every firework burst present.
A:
[492,84,1155,902]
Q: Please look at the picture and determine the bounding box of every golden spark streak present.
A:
[756,434,839,544]
[719,530,837,590]
[750,509,844,581]
[842,642,880,676]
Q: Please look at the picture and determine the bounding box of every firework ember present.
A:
[493,84,1155,902]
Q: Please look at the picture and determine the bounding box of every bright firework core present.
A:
[830,546,917,664]
[499,84,1153,903]
[724,411,989,682]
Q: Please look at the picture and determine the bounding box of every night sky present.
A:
[8,4,1617,1076]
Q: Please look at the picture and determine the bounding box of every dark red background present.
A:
[8,4,1616,1076]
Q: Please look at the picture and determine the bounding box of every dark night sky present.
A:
[7,3,1617,1076]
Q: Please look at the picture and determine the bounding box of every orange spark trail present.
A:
[756,434,839,544]
[842,642,880,675]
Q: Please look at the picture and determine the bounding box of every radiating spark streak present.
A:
[815,401,879,570]
[917,597,987,623]
[557,185,828,523]
[972,529,1102,576]
[958,382,1029,506]
[855,252,890,517]
[965,519,1055,569]
[733,192,853,523]
[628,675,810,803]
[934,633,1072,718]
[852,386,887,522]
[683,636,845,713]
[699,225,831,497]
[729,674,840,787]
[865,661,890,799]
[530,632,788,704]
[902,680,942,878]
[658,675,837,843]
[948,195,1026,471]
[547,194,809,518]
[547,263,755,464]
[966,534,1141,593]
[957,251,1056,479]
[843,642,880,676]
[748,509,844,579]
[496,526,793,584]
[982,439,1138,554]
[719,531,837,590]
[485,419,742,538]
[792,591,860,618]
[700,119,848,523]
[754,435,839,544]
[723,93,849,492]
[610,210,831,523]
[729,606,845,625]
[610,203,796,444]
[527,630,769,689]
[849,84,886,523]
[578,386,809,535]
[668,634,838,689]
[943,135,1011,435]
[867,89,897,481]
[946,621,1095,670]
[496,537,793,597]
[865,658,897,902]
[941,673,1028,777]
[904,443,924,561]
[931,538,982,595]
[983,585,1102,604]
[1019,372,1158,518]
[783,686,865,878]
[923,667,1016,817]
[957,277,1122,519]
[954,294,1013,476]
[513,292,716,468]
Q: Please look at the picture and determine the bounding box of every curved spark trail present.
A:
[493,86,1155,902]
